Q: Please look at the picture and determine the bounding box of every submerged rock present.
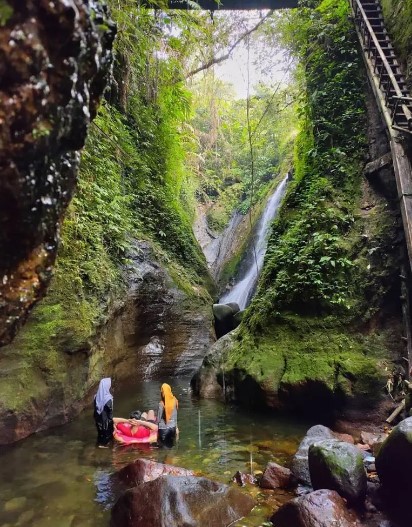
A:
[110,475,255,527]
[308,439,367,505]
[232,471,257,486]
[0,0,116,345]
[270,489,361,527]
[116,459,194,488]
[291,425,335,486]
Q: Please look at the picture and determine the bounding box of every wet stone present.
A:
[0,0,116,345]
[111,475,255,527]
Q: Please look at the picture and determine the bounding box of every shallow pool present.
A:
[0,378,309,527]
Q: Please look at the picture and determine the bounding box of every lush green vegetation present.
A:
[246,0,398,328]
[2,0,404,417]
[2,2,218,392]
[191,76,297,232]
[219,0,402,409]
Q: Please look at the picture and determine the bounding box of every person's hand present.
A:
[129,418,140,426]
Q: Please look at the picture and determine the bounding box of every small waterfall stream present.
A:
[219,175,289,310]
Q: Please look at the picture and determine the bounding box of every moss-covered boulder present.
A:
[291,425,335,486]
[193,313,392,420]
[308,440,367,505]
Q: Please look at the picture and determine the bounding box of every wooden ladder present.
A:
[350,0,412,376]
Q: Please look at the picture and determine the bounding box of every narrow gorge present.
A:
[1,0,412,526]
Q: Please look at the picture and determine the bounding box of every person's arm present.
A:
[113,417,131,424]
[129,419,158,431]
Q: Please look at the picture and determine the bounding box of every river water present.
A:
[0,378,307,527]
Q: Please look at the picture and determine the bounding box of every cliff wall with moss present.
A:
[0,2,215,444]
[193,0,404,421]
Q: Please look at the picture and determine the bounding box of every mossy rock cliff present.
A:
[193,0,404,418]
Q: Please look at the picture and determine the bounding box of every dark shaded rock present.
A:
[376,417,412,493]
[270,489,361,527]
[233,310,245,327]
[191,331,236,399]
[260,462,294,490]
[291,425,335,485]
[0,0,116,346]
[116,459,194,488]
[225,302,240,314]
[213,303,239,338]
[110,475,255,527]
[308,439,367,505]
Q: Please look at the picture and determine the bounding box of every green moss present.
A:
[223,314,390,405]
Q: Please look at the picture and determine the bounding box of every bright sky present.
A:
[213,13,291,99]
[215,43,290,98]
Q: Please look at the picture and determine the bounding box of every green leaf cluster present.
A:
[242,0,372,332]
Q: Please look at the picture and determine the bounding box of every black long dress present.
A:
[93,399,113,446]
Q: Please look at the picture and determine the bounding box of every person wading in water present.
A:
[93,378,114,448]
[157,383,179,447]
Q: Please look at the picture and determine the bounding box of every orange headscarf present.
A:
[161,383,178,424]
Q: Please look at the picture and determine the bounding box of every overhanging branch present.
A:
[186,10,274,79]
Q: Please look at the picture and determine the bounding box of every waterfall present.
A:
[219,175,289,310]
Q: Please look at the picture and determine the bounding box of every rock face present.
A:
[270,489,361,527]
[260,462,294,490]
[0,1,116,346]
[0,242,215,444]
[116,459,194,488]
[110,475,255,527]
[291,425,335,486]
[376,416,412,494]
[191,330,236,400]
[213,303,240,338]
[308,440,367,505]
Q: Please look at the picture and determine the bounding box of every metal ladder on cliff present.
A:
[350,0,412,377]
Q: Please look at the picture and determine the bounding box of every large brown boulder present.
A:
[116,459,194,488]
[111,475,255,527]
[270,489,361,527]
[0,1,115,345]
[260,462,294,490]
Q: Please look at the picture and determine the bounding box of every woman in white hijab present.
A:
[93,378,114,447]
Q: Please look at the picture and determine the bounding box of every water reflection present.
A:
[0,378,307,526]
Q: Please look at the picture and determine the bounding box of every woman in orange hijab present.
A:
[157,383,178,447]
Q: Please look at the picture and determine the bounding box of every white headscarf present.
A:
[94,378,113,415]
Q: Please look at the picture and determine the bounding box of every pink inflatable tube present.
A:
[113,424,158,445]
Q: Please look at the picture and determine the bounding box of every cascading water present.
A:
[219,175,289,310]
